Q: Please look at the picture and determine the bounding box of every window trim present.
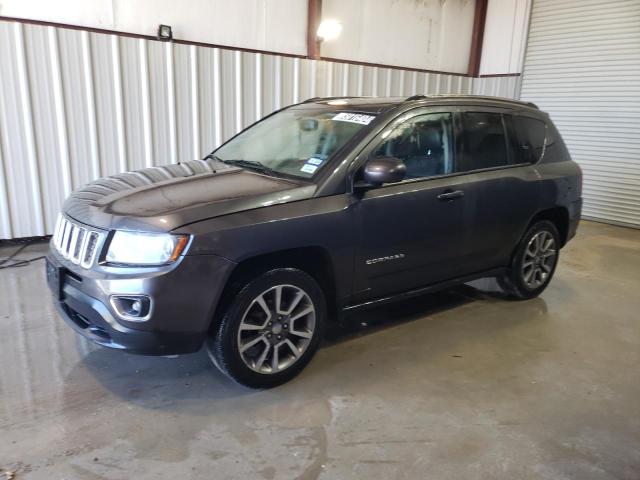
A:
[363,162,533,189]
[501,114,520,166]
[348,106,538,192]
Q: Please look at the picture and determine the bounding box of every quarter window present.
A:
[514,116,546,163]
[458,112,511,172]
[372,112,453,180]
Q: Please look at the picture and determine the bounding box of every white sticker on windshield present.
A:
[332,112,376,125]
[306,157,324,166]
[300,164,318,174]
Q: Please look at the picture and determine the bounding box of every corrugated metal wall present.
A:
[520,0,640,227]
[0,19,520,239]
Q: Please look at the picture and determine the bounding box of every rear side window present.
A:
[457,112,513,172]
[514,116,546,163]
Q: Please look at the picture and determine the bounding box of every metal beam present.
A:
[307,0,322,60]
[467,0,488,77]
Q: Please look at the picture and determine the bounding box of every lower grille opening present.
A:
[88,325,110,340]
[62,303,112,342]
[62,303,90,329]
[65,270,83,283]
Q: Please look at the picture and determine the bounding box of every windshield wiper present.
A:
[202,153,224,163]
[219,159,280,177]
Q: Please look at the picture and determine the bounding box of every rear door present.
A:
[453,108,541,270]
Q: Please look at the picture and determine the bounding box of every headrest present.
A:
[419,126,442,150]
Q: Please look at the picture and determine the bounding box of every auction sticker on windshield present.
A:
[332,112,376,125]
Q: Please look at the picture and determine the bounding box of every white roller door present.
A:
[520,0,640,227]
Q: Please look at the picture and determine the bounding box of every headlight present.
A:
[105,231,190,266]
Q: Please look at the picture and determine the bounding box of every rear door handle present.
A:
[437,190,464,201]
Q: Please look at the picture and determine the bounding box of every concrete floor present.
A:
[1,220,639,479]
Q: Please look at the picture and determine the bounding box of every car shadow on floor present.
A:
[67,281,545,411]
[324,283,509,347]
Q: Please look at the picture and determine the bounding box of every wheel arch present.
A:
[528,206,570,247]
[210,246,338,331]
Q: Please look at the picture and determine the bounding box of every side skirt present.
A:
[341,267,507,312]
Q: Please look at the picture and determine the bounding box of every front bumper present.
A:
[47,249,236,355]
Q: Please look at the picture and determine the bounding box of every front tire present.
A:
[208,268,326,389]
[498,220,560,300]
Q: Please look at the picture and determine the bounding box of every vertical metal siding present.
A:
[0,19,519,239]
[520,0,640,227]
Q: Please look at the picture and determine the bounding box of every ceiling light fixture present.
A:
[157,24,173,41]
[317,19,343,42]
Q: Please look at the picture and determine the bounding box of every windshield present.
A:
[213,109,376,179]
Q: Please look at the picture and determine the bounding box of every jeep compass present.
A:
[46,95,582,388]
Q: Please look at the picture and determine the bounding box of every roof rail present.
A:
[470,95,539,109]
[403,94,539,109]
[303,94,539,109]
[469,96,537,109]
[404,95,428,102]
[302,96,354,103]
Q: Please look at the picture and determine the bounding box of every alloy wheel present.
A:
[521,230,557,289]
[237,284,316,374]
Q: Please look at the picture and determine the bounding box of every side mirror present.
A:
[361,157,406,186]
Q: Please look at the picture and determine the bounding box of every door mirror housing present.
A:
[361,157,406,186]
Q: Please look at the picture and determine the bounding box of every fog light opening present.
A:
[110,295,152,321]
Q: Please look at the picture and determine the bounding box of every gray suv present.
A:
[46,95,582,388]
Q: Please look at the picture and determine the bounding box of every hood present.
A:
[63,159,315,232]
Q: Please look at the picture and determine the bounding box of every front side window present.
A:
[458,112,512,172]
[213,109,376,179]
[372,112,453,180]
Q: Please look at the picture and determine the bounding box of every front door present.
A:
[350,110,476,301]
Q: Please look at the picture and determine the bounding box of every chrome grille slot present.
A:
[57,217,68,250]
[81,232,100,269]
[72,228,86,264]
[52,214,102,269]
[68,226,79,260]
[53,215,63,247]
[61,220,72,256]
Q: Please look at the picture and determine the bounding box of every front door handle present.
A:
[437,189,464,201]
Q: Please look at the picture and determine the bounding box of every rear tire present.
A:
[208,268,326,389]
[498,220,560,300]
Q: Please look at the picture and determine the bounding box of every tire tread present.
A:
[499,220,560,300]
[208,268,326,389]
